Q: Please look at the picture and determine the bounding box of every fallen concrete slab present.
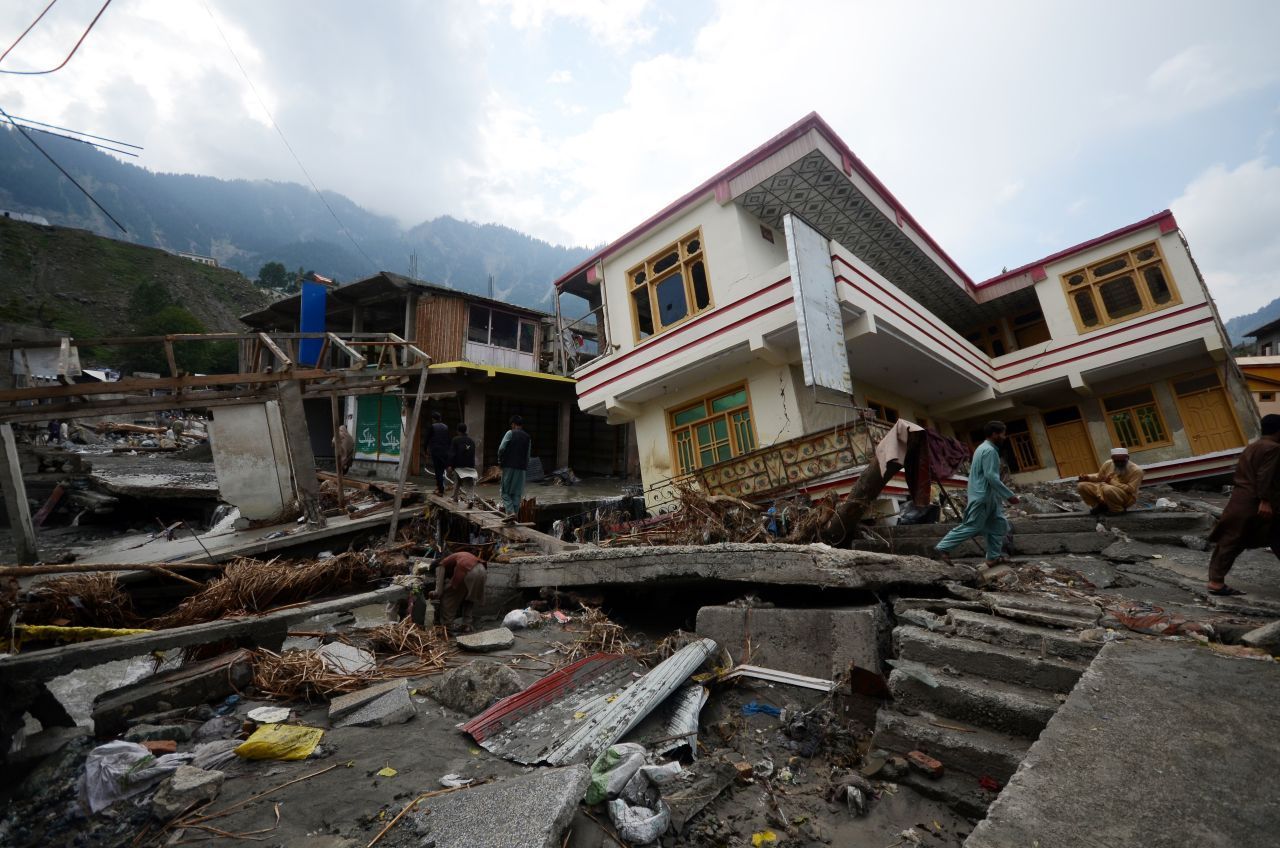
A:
[92,649,253,737]
[329,679,407,722]
[515,543,968,591]
[967,640,1280,848]
[696,604,888,679]
[334,680,415,728]
[457,627,515,653]
[406,765,590,848]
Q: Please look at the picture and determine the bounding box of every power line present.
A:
[0,0,111,75]
[8,119,137,157]
[0,104,127,233]
[0,0,58,66]
[7,113,141,149]
[200,1,378,273]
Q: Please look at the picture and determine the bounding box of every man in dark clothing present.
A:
[425,411,452,495]
[429,550,487,632]
[1206,414,1280,596]
[449,422,478,504]
[498,414,531,516]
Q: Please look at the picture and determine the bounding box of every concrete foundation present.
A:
[695,604,889,679]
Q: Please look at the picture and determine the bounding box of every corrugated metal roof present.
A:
[461,638,718,766]
[623,682,709,760]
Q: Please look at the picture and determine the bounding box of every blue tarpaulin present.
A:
[298,280,327,365]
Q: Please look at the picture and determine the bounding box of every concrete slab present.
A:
[328,679,406,722]
[456,627,515,653]
[695,605,888,679]
[406,764,590,848]
[515,544,968,591]
[317,642,375,674]
[334,681,415,728]
[967,640,1280,848]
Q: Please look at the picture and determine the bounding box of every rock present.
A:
[334,680,416,728]
[456,627,515,653]
[1100,540,1160,562]
[151,765,224,820]
[329,679,408,721]
[407,764,590,848]
[1241,620,1280,653]
[427,660,524,716]
[124,723,193,743]
[1180,535,1210,552]
[192,715,242,743]
[316,642,375,674]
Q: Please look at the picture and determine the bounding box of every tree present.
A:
[122,305,234,375]
[256,261,290,292]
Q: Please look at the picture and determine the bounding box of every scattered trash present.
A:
[439,773,474,788]
[979,775,1002,792]
[213,694,241,716]
[501,608,543,630]
[1101,601,1214,638]
[1153,497,1178,510]
[906,750,944,778]
[753,757,775,779]
[80,740,192,813]
[608,796,671,844]
[741,701,782,718]
[586,743,648,805]
[247,706,291,723]
[235,723,324,761]
[887,658,940,688]
[377,766,398,778]
[720,664,836,692]
[751,830,780,846]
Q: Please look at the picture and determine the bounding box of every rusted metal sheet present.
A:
[461,638,718,766]
[693,419,888,501]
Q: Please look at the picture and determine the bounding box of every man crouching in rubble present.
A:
[429,550,487,633]
[1077,447,1143,516]
[934,420,1020,567]
[1204,413,1280,597]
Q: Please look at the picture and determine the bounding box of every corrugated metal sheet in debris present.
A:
[461,653,643,764]
[544,637,717,766]
[624,683,709,760]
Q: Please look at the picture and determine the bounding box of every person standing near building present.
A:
[425,411,452,496]
[1076,447,1144,516]
[1205,414,1280,596]
[498,414,531,517]
[335,424,355,474]
[934,421,1020,567]
[449,422,478,505]
[429,550,487,633]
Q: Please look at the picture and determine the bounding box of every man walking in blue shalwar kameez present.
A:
[934,420,1020,566]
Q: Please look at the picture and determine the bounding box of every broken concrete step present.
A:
[888,667,1060,738]
[979,593,1101,627]
[873,708,1028,783]
[894,597,987,616]
[895,765,1000,819]
[884,511,1215,540]
[873,533,1109,557]
[895,626,1088,694]
[950,610,1100,662]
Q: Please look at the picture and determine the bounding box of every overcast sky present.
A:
[1,0,1278,319]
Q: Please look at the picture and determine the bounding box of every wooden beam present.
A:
[0,423,37,563]
[387,366,428,543]
[277,380,325,528]
[258,332,294,370]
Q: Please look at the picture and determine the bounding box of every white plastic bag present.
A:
[80,740,192,813]
[608,797,671,844]
[501,608,542,630]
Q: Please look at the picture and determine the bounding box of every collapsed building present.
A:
[555,113,1258,508]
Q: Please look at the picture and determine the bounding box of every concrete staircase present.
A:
[873,595,1104,817]
[862,511,1215,558]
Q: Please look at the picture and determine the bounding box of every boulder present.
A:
[1241,620,1280,653]
[427,661,524,716]
[151,765,224,820]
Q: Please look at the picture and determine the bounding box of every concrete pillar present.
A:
[277,381,325,527]
[556,399,571,470]
[351,305,364,335]
[0,423,37,563]
[464,389,487,467]
[403,294,418,365]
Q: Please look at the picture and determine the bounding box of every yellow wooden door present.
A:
[1046,420,1097,478]
[1177,388,1244,453]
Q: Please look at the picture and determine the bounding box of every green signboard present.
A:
[354,394,402,461]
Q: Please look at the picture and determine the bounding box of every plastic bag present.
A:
[608,797,670,844]
[586,743,646,805]
[235,723,323,761]
[501,608,543,630]
[80,740,192,813]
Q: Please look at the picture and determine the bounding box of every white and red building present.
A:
[553,114,1259,504]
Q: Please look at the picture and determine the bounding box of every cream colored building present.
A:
[554,114,1258,504]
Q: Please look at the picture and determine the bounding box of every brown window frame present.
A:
[1005,417,1043,473]
[1101,386,1173,451]
[866,398,900,424]
[667,384,757,476]
[627,228,713,343]
[1061,241,1181,334]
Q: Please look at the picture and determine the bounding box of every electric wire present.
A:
[9,120,137,157]
[7,113,141,149]
[0,0,58,66]
[0,0,111,75]
[0,103,127,232]
[200,0,378,273]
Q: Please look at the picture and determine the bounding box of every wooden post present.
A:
[387,366,429,544]
[330,392,346,511]
[276,380,325,528]
[0,423,38,563]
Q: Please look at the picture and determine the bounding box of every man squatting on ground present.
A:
[934,420,1019,567]
[498,414,531,516]
[429,550,487,633]
[1077,446,1144,516]
[1205,413,1280,596]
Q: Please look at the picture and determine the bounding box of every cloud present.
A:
[547,69,574,84]
[1171,157,1280,319]
[484,0,655,48]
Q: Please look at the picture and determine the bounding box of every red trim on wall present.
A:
[999,317,1215,381]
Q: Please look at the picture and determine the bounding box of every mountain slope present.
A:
[1224,296,1280,344]
[0,126,593,311]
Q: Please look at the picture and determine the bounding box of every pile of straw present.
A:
[9,572,138,628]
[153,552,393,629]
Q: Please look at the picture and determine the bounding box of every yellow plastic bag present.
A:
[235,723,323,761]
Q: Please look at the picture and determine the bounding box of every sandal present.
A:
[1208,585,1246,597]
[934,550,954,566]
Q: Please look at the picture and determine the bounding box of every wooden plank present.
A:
[388,366,429,542]
[0,423,37,563]
[0,585,408,682]
[277,380,325,527]
[424,493,574,555]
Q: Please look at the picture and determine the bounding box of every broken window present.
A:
[490,310,518,349]
[866,399,900,424]
[627,228,714,342]
[667,385,756,475]
[1102,387,1170,450]
[468,306,491,344]
[1011,308,1051,347]
[1262,392,1276,402]
[1061,242,1181,334]
[963,323,1010,358]
[468,305,537,353]
[518,321,536,354]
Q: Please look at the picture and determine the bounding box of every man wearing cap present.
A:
[1077,448,1144,516]
[1205,413,1280,596]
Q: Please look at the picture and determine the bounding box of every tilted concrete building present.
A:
[553,113,1257,505]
